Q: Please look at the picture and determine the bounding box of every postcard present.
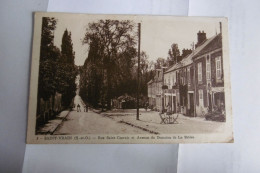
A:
[27,12,233,144]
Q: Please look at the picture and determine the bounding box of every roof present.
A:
[193,33,222,58]
[165,34,221,74]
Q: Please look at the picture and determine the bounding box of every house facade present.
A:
[147,69,163,111]
[148,29,225,118]
[163,52,195,116]
[193,33,224,116]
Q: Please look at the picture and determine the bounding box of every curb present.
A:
[50,110,72,135]
[119,120,160,135]
[36,110,71,135]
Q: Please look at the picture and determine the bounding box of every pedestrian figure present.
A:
[177,104,180,115]
[145,101,148,111]
[166,103,171,115]
[77,104,81,112]
[84,105,88,112]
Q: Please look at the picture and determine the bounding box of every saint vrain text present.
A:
[39,135,195,141]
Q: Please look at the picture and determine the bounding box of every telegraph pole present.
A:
[137,23,141,120]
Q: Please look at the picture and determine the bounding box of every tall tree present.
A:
[37,17,60,120]
[38,17,57,101]
[82,19,137,109]
[57,29,77,107]
[40,17,57,62]
[80,40,103,107]
[167,43,180,66]
[61,29,75,64]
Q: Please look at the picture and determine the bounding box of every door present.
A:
[189,93,194,116]
[208,93,212,112]
[172,96,176,113]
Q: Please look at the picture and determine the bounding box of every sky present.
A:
[52,14,221,66]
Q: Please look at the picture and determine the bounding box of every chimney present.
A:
[195,30,207,48]
[182,48,192,57]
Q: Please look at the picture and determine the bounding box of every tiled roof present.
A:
[165,34,221,74]
[194,34,222,58]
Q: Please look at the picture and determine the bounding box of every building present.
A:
[148,27,225,118]
[193,32,224,116]
[147,69,163,111]
[163,50,194,116]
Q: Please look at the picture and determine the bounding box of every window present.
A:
[183,70,186,85]
[216,56,222,80]
[176,71,179,84]
[198,62,202,82]
[187,67,190,84]
[173,72,176,85]
[206,56,211,80]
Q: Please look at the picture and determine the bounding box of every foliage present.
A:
[154,57,167,69]
[80,19,138,109]
[37,17,77,116]
[59,29,77,107]
[167,43,180,66]
[38,17,58,101]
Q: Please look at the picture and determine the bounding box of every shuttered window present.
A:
[206,56,211,80]
[198,62,202,82]
[187,67,190,84]
[216,56,222,80]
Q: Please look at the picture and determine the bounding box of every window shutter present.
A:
[202,59,206,83]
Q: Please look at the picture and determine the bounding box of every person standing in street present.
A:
[77,104,81,112]
[166,103,171,115]
[145,101,148,111]
[84,104,88,112]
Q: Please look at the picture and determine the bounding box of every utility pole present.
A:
[137,23,141,120]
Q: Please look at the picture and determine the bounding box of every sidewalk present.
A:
[36,110,70,134]
[101,109,225,134]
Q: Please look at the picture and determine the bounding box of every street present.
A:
[51,94,225,135]
[53,95,149,135]
[102,109,225,134]
[45,94,226,135]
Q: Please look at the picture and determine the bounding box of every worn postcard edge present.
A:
[26,12,233,144]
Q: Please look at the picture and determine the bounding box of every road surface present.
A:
[53,95,149,135]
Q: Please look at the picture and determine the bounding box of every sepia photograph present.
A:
[26,12,233,143]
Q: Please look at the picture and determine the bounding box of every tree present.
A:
[61,29,75,64]
[167,43,180,66]
[37,17,61,119]
[40,17,57,62]
[82,19,137,109]
[38,17,58,102]
[57,29,77,107]
[138,51,150,96]
[154,57,167,69]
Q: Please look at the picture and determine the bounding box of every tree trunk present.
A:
[106,62,112,110]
